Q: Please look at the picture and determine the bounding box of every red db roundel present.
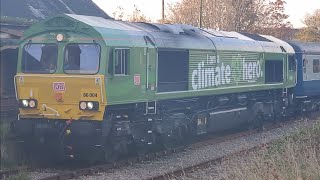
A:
[53,82,65,92]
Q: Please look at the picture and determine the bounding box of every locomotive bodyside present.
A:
[13,14,298,161]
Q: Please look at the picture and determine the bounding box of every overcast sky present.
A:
[92,0,320,28]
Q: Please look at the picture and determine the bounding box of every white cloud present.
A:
[285,0,320,28]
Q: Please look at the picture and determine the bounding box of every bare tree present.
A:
[112,6,125,20]
[250,0,294,39]
[127,5,151,22]
[167,0,293,38]
[112,5,150,22]
[295,9,320,42]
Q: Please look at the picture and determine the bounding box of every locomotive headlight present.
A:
[79,101,99,111]
[22,100,29,107]
[80,102,87,110]
[29,100,36,108]
[20,99,37,108]
[87,102,94,110]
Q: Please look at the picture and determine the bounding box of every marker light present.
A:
[56,34,64,42]
[22,100,29,107]
[80,102,87,110]
[29,100,36,108]
[87,102,94,110]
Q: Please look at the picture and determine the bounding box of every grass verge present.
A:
[219,120,320,180]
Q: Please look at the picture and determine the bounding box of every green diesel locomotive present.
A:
[14,14,296,161]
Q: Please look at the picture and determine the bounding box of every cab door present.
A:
[144,46,156,101]
[143,36,157,114]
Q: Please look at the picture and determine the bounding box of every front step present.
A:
[146,101,157,114]
[145,114,155,145]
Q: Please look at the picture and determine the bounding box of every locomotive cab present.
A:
[13,14,156,161]
[16,39,106,121]
[13,16,111,161]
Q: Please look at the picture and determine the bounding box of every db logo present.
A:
[53,82,65,92]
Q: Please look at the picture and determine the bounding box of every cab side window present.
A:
[114,49,129,75]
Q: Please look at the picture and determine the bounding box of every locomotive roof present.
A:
[260,35,295,54]
[24,14,295,54]
[288,41,320,54]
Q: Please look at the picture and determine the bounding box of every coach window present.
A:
[113,48,129,75]
[64,44,100,74]
[303,59,307,73]
[313,59,320,73]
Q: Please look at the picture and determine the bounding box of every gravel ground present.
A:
[181,119,320,180]
[175,151,255,180]
[68,117,319,180]
[28,168,62,180]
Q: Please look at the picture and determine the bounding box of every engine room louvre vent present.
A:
[239,32,273,42]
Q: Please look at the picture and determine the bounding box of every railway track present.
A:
[146,138,265,180]
[2,113,317,180]
[146,147,260,180]
[2,129,252,180]
[37,115,311,180]
[38,147,188,180]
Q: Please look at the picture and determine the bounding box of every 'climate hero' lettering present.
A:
[192,62,231,90]
[191,56,262,90]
